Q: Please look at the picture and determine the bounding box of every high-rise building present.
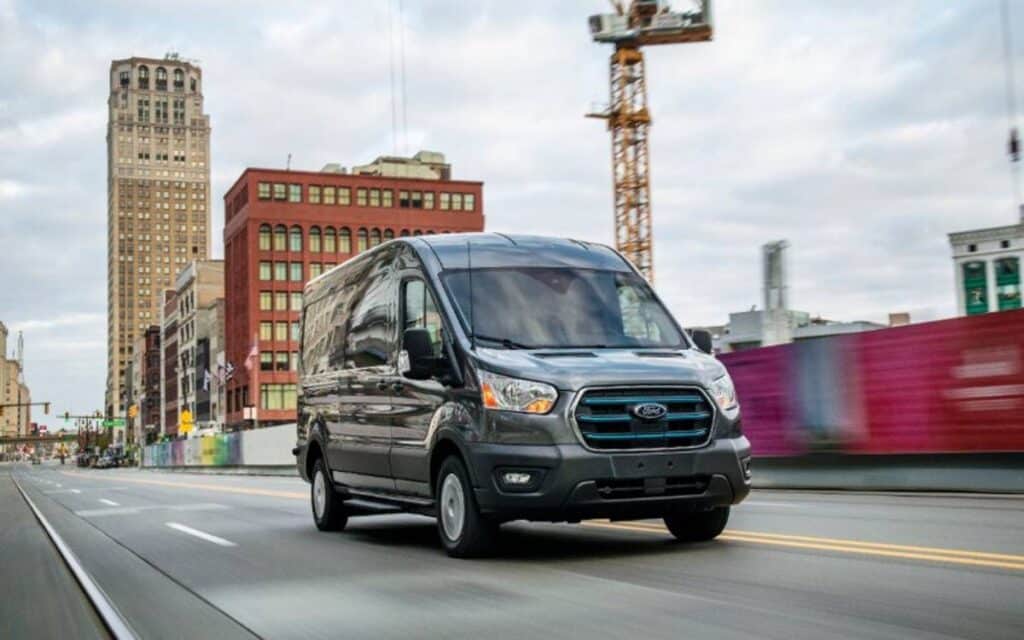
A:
[222,152,484,429]
[106,55,212,417]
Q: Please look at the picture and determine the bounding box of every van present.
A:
[296,234,751,557]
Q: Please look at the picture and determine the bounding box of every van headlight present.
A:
[478,370,557,414]
[709,372,738,412]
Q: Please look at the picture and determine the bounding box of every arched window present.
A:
[273,225,287,251]
[369,228,382,247]
[173,69,184,91]
[357,228,368,252]
[309,226,322,253]
[996,256,1021,311]
[289,225,303,252]
[399,229,410,237]
[258,224,271,251]
[323,226,336,253]
[383,229,395,240]
[962,261,988,316]
[413,230,422,236]
[155,67,167,90]
[339,227,351,253]
[138,65,149,89]
[425,230,436,235]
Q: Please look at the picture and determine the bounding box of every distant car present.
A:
[95,454,118,469]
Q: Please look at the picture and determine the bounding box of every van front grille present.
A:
[573,387,714,450]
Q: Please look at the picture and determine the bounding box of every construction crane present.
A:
[587,0,713,283]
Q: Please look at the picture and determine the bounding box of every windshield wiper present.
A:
[472,334,537,350]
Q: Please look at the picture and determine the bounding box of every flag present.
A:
[202,369,211,392]
[224,362,235,381]
[243,333,259,372]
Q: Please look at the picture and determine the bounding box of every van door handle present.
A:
[390,381,405,393]
[375,380,389,391]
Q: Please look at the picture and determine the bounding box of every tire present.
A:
[311,458,348,531]
[664,507,730,542]
[435,456,497,558]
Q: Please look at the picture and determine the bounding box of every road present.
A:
[3,462,1023,639]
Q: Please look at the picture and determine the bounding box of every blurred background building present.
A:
[0,323,31,441]
[949,223,1023,316]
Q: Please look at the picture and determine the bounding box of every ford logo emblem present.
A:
[631,402,668,421]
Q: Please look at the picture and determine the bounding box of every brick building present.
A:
[222,152,484,429]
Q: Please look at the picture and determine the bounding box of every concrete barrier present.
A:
[143,423,295,471]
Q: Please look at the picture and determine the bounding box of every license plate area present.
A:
[609,452,696,479]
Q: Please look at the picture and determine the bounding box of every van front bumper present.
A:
[467,436,751,522]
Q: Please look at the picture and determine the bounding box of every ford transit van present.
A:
[296,234,750,557]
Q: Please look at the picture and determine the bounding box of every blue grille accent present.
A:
[574,387,714,450]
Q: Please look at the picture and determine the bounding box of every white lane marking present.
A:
[165,522,237,547]
[744,501,802,509]
[43,488,82,495]
[75,503,229,518]
[55,484,62,488]
[99,499,120,507]
[72,489,81,494]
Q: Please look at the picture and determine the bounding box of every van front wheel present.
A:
[664,507,729,542]
[436,456,497,558]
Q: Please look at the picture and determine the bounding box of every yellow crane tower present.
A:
[587,0,713,283]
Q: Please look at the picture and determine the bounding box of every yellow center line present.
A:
[583,521,1024,572]
[58,470,306,500]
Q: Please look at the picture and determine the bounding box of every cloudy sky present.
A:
[1,0,1021,418]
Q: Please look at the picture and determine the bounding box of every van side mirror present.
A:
[690,329,714,354]
[402,328,435,379]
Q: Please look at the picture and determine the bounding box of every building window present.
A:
[411,191,423,209]
[968,244,977,253]
[273,183,287,201]
[309,226,322,252]
[339,227,351,253]
[155,66,167,91]
[275,352,289,371]
[452,193,463,211]
[260,384,297,410]
[1001,240,1011,249]
[290,352,299,371]
[423,192,435,209]
[275,322,288,342]
[260,352,273,371]
[357,228,368,252]
[291,292,303,311]
[323,226,336,253]
[289,225,303,252]
[338,187,351,206]
[257,182,271,200]
[465,194,475,211]
[399,191,410,208]
[274,262,287,281]
[290,262,303,281]
[369,189,380,207]
[259,291,272,311]
[309,263,323,279]
[400,229,410,237]
[382,189,393,208]
[259,261,271,281]
[138,65,149,89]
[274,225,287,251]
[440,193,450,210]
[370,228,382,247]
[119,70,130,87]
[173,69,184,91]
[291,321,301,341]
[258,224,271,250]
[259,321,273,341]
[288,184,301,203]
[275,291,288,311]
[384,229,395,240]
[323,186,336,205]
[309,185,321,204]
[996,257,1021,311]
[356,188,368,206]
[963,261,988,316]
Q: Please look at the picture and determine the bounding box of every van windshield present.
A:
[443,267,686,349]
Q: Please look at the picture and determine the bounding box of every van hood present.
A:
[470,347,728,391]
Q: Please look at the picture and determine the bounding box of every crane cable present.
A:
[1000,0,1021,216]
[387,0,398,155]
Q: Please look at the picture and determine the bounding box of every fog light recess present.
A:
[742,457,752,480]
[495,468,544,492]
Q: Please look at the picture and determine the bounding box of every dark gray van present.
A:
[296,233,750,557]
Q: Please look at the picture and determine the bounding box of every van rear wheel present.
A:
[664,507,729,542]
[436,456,497,558]
[311,458,347,531]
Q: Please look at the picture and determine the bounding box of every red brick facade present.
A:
[222,167,484,428]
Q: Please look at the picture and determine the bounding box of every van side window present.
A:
[403,279,443,357]
[345,251,397,367]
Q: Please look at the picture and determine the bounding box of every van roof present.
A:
[412,233,631,272]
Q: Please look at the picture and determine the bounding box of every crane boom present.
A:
[587,0,712,282]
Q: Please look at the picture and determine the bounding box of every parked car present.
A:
[295,234,751,557]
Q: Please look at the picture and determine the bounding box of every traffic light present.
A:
[44,402,50,415]
[64,411,70,422]
[128,405,138,419]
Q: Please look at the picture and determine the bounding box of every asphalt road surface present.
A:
[4,462,1023,639]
